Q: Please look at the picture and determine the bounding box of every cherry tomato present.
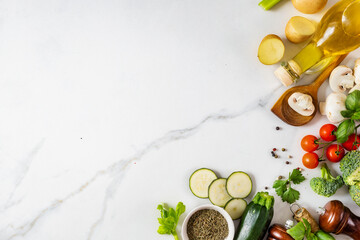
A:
[319,124,337,141]
[342,134,360,151]
[326,144,345,163]
[301,135,319,152]
[302,152,319,169]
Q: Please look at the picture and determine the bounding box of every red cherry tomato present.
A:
[302,152,319,169]
[301,135,319,152]
[326,144,345,163]
[342,134,360,151]
[319,124,337,141]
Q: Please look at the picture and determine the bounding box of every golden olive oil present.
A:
[276,0,360,86]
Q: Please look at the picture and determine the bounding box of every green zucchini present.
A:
[234,191,274,240]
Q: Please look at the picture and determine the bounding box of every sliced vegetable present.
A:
[285,16,316,44]
[258,34,285,65]
[291,0,327,14]
[189,168,217,198]
[234,192,274,240]
[226,171,252,198]
[208,178,232,207]
[224,198,247,220]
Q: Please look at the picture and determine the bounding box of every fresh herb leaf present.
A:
[303,219,319,240]
[351,111,360,120]
[345,90,360,111]
[282,185,300,204]
[287,221,305,240]
[289,169,306,184]
[341,110,355,118]
[335,119,355,143]
[273,169,304,204]
[157,202,185,240]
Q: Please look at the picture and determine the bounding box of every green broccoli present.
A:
[340,151,360,186]
[349,183,360,206]
[310,163,344,197]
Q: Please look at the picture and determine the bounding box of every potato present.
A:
[285,16,316,43]
[258,34,285,65]
[292,0,327,14]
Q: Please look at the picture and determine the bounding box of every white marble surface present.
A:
[0,0,359,239]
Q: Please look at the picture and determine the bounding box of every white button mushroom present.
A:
[288,92,315,116]
[319,92,347,123]
[329,65,355,93]
[354,58,360,85]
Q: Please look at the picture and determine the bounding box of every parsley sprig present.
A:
[273,169,305,204]
[157,202,185,240]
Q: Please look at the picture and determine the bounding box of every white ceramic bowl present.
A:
[181,204,235,240]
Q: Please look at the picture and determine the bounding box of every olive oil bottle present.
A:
[276,0,360,86]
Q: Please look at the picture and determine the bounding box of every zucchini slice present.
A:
[224,198,247,220]
[208,178,232,207]
[226,172,252,198]
[189,168,217,198]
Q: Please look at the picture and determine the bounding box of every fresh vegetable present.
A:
[224,198,247,220]
[288,92,315,116]
[301,135,319,152]
[226,171,252,198]
[157,202,185,240]
[287,218,318,240]
[285,16,316,44]
[208,178,232,207]
[258,34,285,65]
[319,92,347,124]
[291,0,327,14]
[310,163,344,197]
[339,150,360,186]
[234,192,274,240]
[349,183,360,206]
[334,90,360,143]
[258,0,283,10]
[316,230,336,240]
[329,65,355,93]
[273,169,305,204]
[319,124,337,142]
[325,144,345,163]
[342,133,360,151]
[302,152,319,169]
[189,168,217,198]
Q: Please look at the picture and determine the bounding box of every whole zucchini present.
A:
[234,191,274,240]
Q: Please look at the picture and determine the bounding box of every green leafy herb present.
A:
[287,219,318,240]
[258,0,283,10]
[157,202,186,240]
[335,119,355,143]
[345,90,360,111]
[273,169,305,204]
[335,90,360,143]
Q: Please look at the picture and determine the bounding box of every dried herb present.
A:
[187,209,229,240]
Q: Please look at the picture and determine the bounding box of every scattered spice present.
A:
[271,151,276,157]
[282,148,286,152]
[288,155,293,159]
[265,186,269,190]
[276,126,280,130]
[286,161,290,164]
[275,155,279,159]
[273,148,277,151]
[278,176,283,180]
[187,209,229,240]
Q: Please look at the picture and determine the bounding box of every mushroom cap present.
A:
[354,58,360,85]
[324,92,347,123]
[329,65,355,93]
[288,92,315,116]
[349,84,360,93]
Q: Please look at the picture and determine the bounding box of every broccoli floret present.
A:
[349,183,360,206]
[310,163,344,197]
[340,151,360,186]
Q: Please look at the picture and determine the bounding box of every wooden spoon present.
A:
[271,55,347,126]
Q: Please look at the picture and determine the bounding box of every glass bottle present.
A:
[275,0,360,86]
